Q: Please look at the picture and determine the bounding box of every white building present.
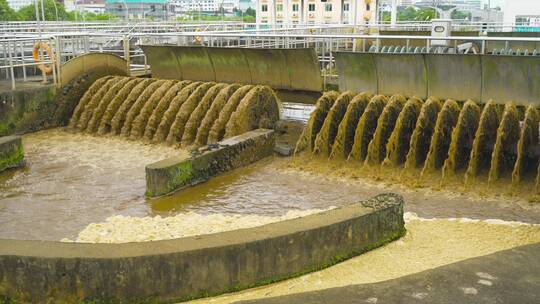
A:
[503,0,540,30]
[7,0,32,10]
[170,0,240,14]
[414,0,482,11]
[256,0,378,25]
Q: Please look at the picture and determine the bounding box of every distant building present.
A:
[414,0,482,11]
[504,0,540,31]
[256,0,378,25]
[105,0,169,19]
[6,0,32,10]
[64,0,106,13]
[169,0,239,14]
[469,7,502,23]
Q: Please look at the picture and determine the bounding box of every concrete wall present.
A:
[0,135,24,172]
[146,129,275,197]
[0,85,56,137]
[141,46,323,92]
[335,52,540,105]
[0,193,405,303]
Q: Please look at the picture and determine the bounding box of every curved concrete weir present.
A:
[0,193,405,303]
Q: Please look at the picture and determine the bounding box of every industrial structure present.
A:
[105,0,169,19]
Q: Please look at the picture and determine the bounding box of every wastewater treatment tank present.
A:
[1,45,540,303]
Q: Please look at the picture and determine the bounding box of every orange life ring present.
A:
[32,41,55,74]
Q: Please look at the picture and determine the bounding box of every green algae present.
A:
[208,85,255,144]
[224,85,281,139]
[465,100,500,183]
[110,78,156,135]
[194,84,241,147]
[441,100,481,182]
[130,80,176,139]
[142,80,191,140]
[488,103,520,184]
[153,82,202,143]
[181,83,227,147]
[421,99,460,176]
[294,91,340,154]
[313,91,356,156]
[382,97,423,167]
[75,77,119,131]
[96,78,143,135]
[68,76,112,129]
[364,94,407,165]
[403,98,442,170]
[330,93,371,160]
[121,80,167,137]
[536,161,540,193]
[166,82,216,145]
[0,145,24,172]
[85,77,134,134]
[348,95,388,162]
[512,106,539,186]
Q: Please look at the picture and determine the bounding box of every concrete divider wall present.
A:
[146,129,275,197]
[0,136,24,172]
[141,46,323,92]
[0,85,56,136]
[336,52,540,105]
[0,193,405,303]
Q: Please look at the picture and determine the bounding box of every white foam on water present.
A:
[62,207,335,243]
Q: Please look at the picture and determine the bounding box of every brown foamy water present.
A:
[0,129,362,241]
[0,129,183,240]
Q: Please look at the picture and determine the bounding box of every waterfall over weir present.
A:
[296,91,540,193]
[68,76,281,148]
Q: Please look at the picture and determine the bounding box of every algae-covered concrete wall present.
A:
[0,85,56,136]
[0,193,405,303]
[146,128,275,197]
[335,52,540,105]
[0,136,24,172]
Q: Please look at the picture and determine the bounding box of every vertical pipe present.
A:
[391,0,397,28]
[8,41,16,90]
[123,35,130,75]
[20,41,26,82]
[55,36,62,86]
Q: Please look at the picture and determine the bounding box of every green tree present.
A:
[18,0,70,21]
[0,0,20,21]
[245,7,255,17]
[451,9,470,20]
[381,7,437,22]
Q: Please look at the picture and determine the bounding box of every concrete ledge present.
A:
[0,135,24,172]
[146,129,275,197]
[0,193,405,303]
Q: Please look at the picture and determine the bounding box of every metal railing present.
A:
[2,23,540,90]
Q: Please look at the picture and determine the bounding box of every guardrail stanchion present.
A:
[7,41,16,90]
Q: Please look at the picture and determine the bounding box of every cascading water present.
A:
[67,76,281,148]
[348,95,387,161]
[207,85,255,144]
[330,93,371,160]
[365,94,406,166]
[313,91,356,156]
[441,100,481,183]
[382,97,423,167]
[296,91,540,194]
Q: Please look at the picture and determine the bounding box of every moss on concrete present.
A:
[0,136,24,172]
[0,85,56,137]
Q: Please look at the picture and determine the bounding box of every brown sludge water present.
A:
[0,129,365,241]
